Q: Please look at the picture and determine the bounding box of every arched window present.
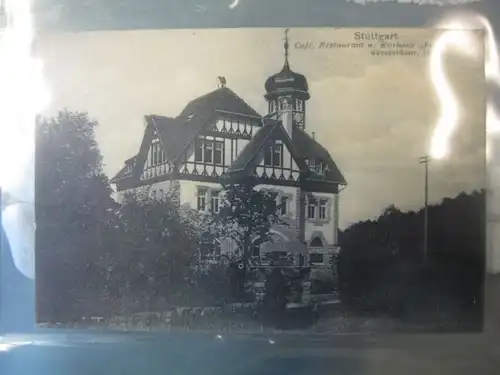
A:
[310,237,323,247]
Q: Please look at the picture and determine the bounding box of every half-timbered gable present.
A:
[227,122,309,187]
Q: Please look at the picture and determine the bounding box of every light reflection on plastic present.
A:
[0,0,49,192]
[432,13,500,160]
[0,339,32,352]
[0,0,48,279]
[429,28,479,159]
[229,0,240,9]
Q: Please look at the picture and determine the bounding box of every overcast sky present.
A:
[36,27,485,229]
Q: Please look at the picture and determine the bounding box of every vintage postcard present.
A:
[34,27,486,333]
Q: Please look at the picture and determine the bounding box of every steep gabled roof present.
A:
[227,122,309,175]
[292,127,346,185]
[149,86,263,164]
[179,86,261,118]
[148,115,196,161]
[226,121,346,185]
[110,156,136,182]
[110,165,131,182]
[110,85,346,188]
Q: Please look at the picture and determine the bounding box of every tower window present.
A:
[296,99,303,111]
[270,101,277,113]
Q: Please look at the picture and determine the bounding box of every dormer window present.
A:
[306,158,325,174]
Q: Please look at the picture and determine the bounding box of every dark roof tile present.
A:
[292,127,346,185]
[180,86,261,118]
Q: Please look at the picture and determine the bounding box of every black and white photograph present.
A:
[34,27,486,333]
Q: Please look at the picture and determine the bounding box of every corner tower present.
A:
[264,29,310,131]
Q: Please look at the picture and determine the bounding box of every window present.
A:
[307,198,317,219]
[310,237,323,247]
[269,101,276,113]
[197,189,207,211]
[264,143,283,167]
[195,141,203,162]
[296,99,303,111]
[214,142,223,165]
[279,196,288,215]
[151,143,157,166]
[307,158,325,174]
[309,253,324,263]
[278,96,292,110]
[204,142,213,163]
[308,158,316,171]
[211,192,221,213]
[319,199,328,220]
[307,197,329,221]
[149,139,165,167]
[195,139,224,165]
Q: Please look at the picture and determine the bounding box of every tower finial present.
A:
[284,28,290,67]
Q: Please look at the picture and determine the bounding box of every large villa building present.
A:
[110,32,347,271]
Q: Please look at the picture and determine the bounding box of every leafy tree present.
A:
[208,181,285,300]
[338,190,485,329]
[210,181,284,267]
[35,110,116,322]
[109,188,202,311]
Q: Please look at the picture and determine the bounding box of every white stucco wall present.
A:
[305,192,337,246]
[178,180,222,209]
